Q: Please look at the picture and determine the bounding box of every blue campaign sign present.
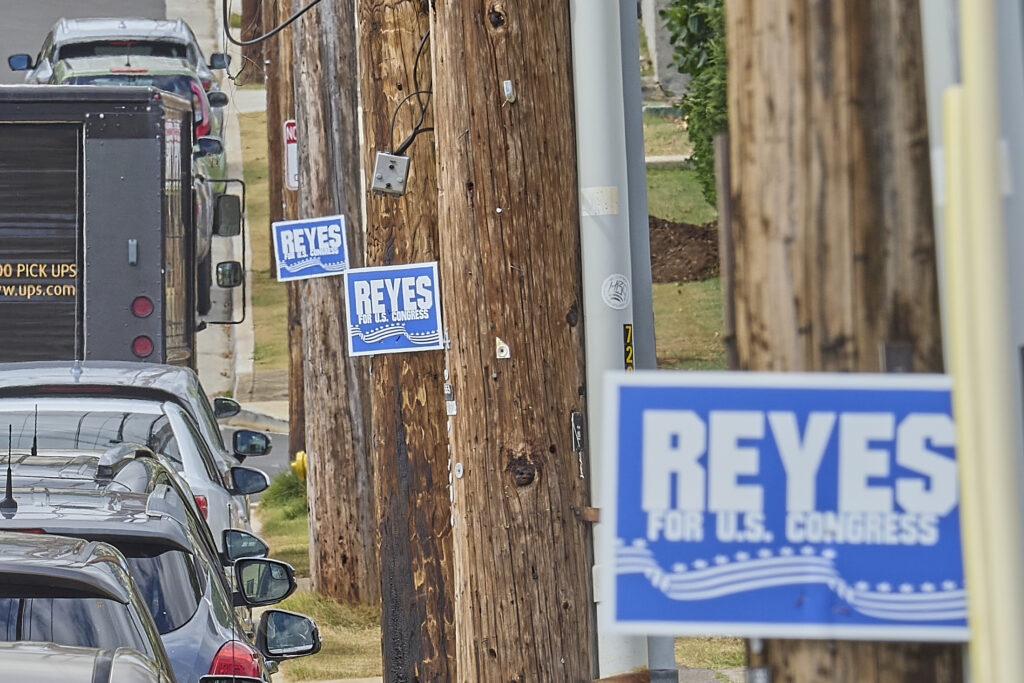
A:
[344,262,444,357]
[602,371,967,642]
[272,215,349,281]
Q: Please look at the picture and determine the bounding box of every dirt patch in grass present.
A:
[650,216,718,283]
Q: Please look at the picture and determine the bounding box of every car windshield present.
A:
[57,40,188,60]
[2,407,183,469]
[121,546,203,634]
[0,595,153,655]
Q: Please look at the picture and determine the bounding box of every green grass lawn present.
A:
[648,167,718,225]
[653,279,726,370]
[239,111,289,372]
[643,112,692,158]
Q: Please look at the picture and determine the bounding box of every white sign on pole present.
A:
[284,119,298,191]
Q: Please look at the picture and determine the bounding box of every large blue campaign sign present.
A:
[344,262,444,357]
[272,215,348,282]
[602,371,967,642]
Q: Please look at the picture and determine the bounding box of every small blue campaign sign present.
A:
[602,371,967,642]
[272,215,348,282]
[344,262,443,357]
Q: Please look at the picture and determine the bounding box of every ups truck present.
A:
[0,85,242,366]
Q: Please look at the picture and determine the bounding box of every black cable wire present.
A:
[221,0,321,47]
[389,30,434,156]
[389,89,433,153]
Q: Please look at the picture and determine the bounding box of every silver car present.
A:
[7,17,229,90]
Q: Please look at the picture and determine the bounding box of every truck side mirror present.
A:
[216,261,243,288]
[214,194,241,236]
[207,91,229,108]
[209,53,231,70]
[7,54,31,71]
[194,136,223,158]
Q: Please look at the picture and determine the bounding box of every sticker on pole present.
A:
[344,262,443,357]
[284,119,298,191]
[602,371,967,642]
[272,215,348,282]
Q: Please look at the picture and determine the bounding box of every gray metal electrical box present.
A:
[371,151,411,196]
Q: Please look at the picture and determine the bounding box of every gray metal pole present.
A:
[618,3,676,680]
[570,0,648,676]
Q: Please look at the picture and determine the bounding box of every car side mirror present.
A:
[255,609,321,661]
[194,136,223,158]
[233,557,296,606]
[207,91,229,108]
[233,430,271,457]
[209,53,231,70]
[213,397,241,419]
[230,466,270,495]
[222,528,269,564]
[216,261,243,288]
[214,194,242,236]
[8,54,31,71]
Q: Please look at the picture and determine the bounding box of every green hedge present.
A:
[661,0,727,207]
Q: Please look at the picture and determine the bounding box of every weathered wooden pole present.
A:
[355,0,455,679]
[240,0,263,82]
[292,0,379,603]
[431,1,595,679]
[726,0,960,679]
[262,0,304,459]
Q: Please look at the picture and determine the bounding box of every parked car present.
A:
[0,529,175,679]
[0,361,271,478]
[0,396,269,550]
[0,641,172,683]
[7,17,228,91]
[0,487,319,682]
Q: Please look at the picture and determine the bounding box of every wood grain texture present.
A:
[727,0,957,679]
[356,0,455,679]
[262,0,305,458]
[292,0,379,603]
[431,0,594,680]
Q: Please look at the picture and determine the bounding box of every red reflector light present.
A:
[209,641,260,677]
[201,79,211,91]
[11,529,45,534]
[131,296,153,318]
[194,495,208,519]
[132,336,154,358]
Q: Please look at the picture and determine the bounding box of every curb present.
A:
[225,409,289,433]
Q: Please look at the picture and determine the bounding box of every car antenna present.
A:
[1,425,17,519]
[30,405,37,457]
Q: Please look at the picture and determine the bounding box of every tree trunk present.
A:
[240,0,264,83]
[292,0,379,604]
[726,0,958,679]
[356,2,455,678]
[263,0,304,459]
[431,1,594,680]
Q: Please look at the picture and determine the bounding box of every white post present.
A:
[570,0,648,676]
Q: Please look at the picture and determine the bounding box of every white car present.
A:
[0,396,268,550]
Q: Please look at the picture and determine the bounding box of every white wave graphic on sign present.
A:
[281,258,348,273]
[617,539,966,622]
[349,325,441,345]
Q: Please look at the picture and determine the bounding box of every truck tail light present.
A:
[131,296,153,318]
[209,640,260,677]
[194,494,208,519]
[132,336,154,358]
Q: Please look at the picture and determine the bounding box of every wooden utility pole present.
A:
[240,0,264,82]
[292,0,379,603]
[431,1,594,679]
[726,0,959,679]
[262,0,304,459]
[356,2,454,679]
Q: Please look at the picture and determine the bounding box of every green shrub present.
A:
[261,468,307,511]
[661,0,727,206]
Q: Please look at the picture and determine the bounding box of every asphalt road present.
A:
[0,0,165,84]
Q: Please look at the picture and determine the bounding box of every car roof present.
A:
[0,361,203,403]
[53,17,194,45]
[0,642,162,682]
[0,529,134,603]
[0,486,193,555]
[54,55,197,79]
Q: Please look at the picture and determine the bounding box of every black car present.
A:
[0,485,319,683]
[0,529,175,680]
